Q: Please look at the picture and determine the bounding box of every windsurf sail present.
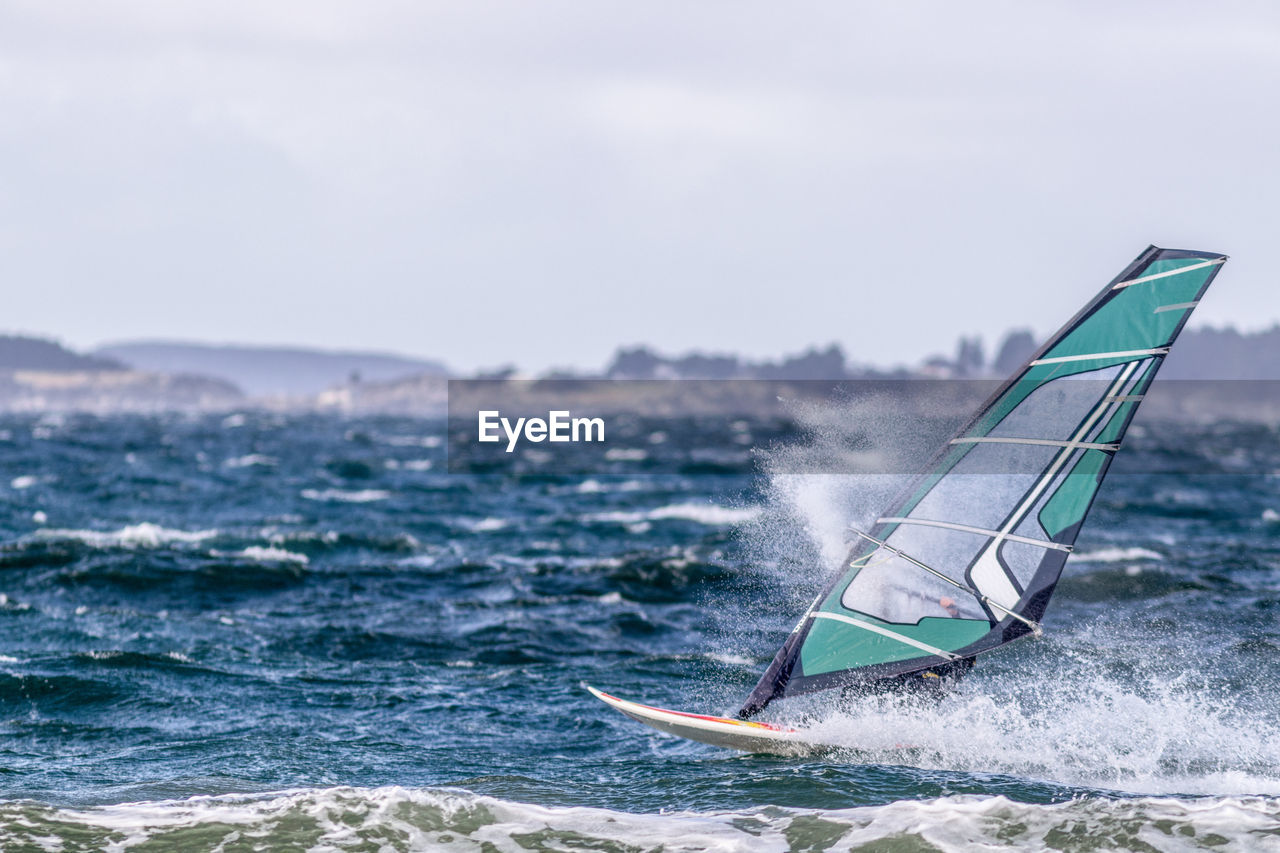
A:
[739,245,1227,718]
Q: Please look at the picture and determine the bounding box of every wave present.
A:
[34,523,218,548]
[234,546,309,565]
[587,503,761,526]
[0,671,125,711]
[264,528,419,555]
[1,787,1277,852]
[381,434,443,448]
[300,488,391,503]
[223,454,278,468]
[574,478,648,493]
[464,517,508,532]
[1070,547,1163,563]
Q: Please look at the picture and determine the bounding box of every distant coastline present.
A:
[0,326,1275,418]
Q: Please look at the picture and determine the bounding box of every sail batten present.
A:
[1111,256,1224,289]
[874,517,1072,552]
[1154,301,1199,314]
[808,613,962,661]
[738,245,1228,719]
[1029,347,1168,366]
[949,436,1119,451]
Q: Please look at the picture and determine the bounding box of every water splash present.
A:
[792,643,1280,796]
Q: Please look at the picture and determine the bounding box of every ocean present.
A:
[0,410,1275,851]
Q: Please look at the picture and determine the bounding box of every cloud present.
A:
[0,2,1276,370]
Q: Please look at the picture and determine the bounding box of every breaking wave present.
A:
[1070,547,1164,563]
[587,502,762,526]
[34,523,218,548]
[0,787,1275,853]
[234,545,309,565]
[300,488,392,503]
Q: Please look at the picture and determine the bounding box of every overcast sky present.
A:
[1,1,1276,372]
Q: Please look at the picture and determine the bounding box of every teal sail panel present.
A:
[739,246,1226,717]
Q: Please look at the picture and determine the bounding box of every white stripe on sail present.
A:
[876,517,1072,552]
[809,612,959,661]
[949,436,1118,452]
[1030,348,1167,366]
[1111,257,1223,290]
[1153,301,1199,314]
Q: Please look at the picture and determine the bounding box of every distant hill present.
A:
[0,335,124,372]
[94,342,450,397]
[0,335,243,413]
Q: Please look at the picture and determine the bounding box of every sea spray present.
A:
[690,391,952,712]
[720,390,945,666]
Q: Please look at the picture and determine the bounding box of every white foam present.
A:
[587,503,761,526]
[223,454,277,469]
[235,546,308,565]
[604,448,647,461]
[36,523,217,548]
[268,529,339,546]
[383,435,443,448]
[649,503,760,524]
[467,517,508,532]
[10,475,38,490]
[14,787,1280,853]
[574,479,648,494]
[1263,508,1279,523]
[300,489,391,503]
[794,658,1280,796]
[1070,547,1163,563]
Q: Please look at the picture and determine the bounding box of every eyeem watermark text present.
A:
[478,410,605,452]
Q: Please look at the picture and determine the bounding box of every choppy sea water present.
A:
[0,412,1275,851]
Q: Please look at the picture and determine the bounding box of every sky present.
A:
[1,1,1277,373]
